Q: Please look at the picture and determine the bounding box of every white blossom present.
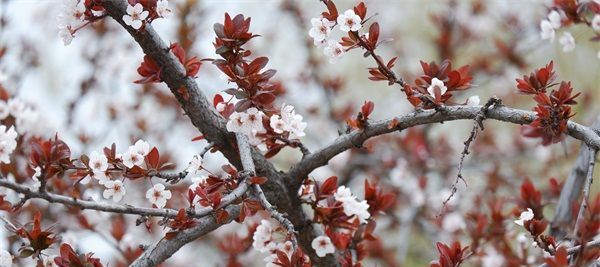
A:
[514,208,534,226]
[0,250,12,267]
[559,32,575,52]
[242,108,265,134]
[15,108,39,133]
[103,180,126,202]
[0,125,18,164]
[156,0,172,18]
[89,151,108,172]
[121,150,144,168]
[313,38,328,47]
[547,10,562,29]
[337,9,362,32]
[130,139,150,156]
[323,40,345,63]
[311,235,335,257]
[466,95,480,106]
[226,111,245,133]
[252,220,273,252]
[308,17,335,43]
[226,108,265,134]
[146,183,172,208]
[334,186,353,201]
[92,171,110,185]
[442,212,466,232]
[0,101,9,120]
[56,0,86,46]
[122,3,148,30]
[334,186,370,223]
[540,20,555,42]
[269,104,307,138]
[481,247,504,267]
[592,15,600,32]
[7,98,25,118]
[427,77,448,98]
[30,167,42,191]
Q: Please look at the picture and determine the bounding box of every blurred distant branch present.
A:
[552,117,600,239]
[572,147,597,239]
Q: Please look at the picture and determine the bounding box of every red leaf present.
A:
[215,209,229,224]
[191,135,205,142]
[361,100,374,119]
[249,176,268,185]
[353,2,367,20]
[146,147,160,169]
[319,176,338,197]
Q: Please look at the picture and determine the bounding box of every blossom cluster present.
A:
[0,98,42,135]
[308,6,365,62]
[252,220,296,263]
[540,1,600,57]
[333,186,370,223]
[122,1,171,30]
[56,0,172,45]
[0,125,18,164]
[57,0,88,45]
[296,176,394,264]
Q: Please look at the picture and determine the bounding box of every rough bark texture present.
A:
[101,1,332,265]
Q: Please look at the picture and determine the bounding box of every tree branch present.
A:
[441,98,500,214]
[129,204,241,267]
[551,118,600,239]
[99,1,315,264]
[235,133,298,248]
[572,147,597,239]
[0,176,248,220]
[537,239,600,267]
[289,105,600,189]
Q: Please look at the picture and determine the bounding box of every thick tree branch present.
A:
[289,105,600,189]
[100,1,323,264]
[100,0,286,197]
[129,204,241,267]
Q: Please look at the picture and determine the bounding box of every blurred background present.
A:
[0,0,599,266]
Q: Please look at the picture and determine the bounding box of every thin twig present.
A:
[235,133,298,248]
[440,97,501,213]
[572,147,597,239]
[154,142,215,183]
[274,136,311,158]
[0,175,248,219]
